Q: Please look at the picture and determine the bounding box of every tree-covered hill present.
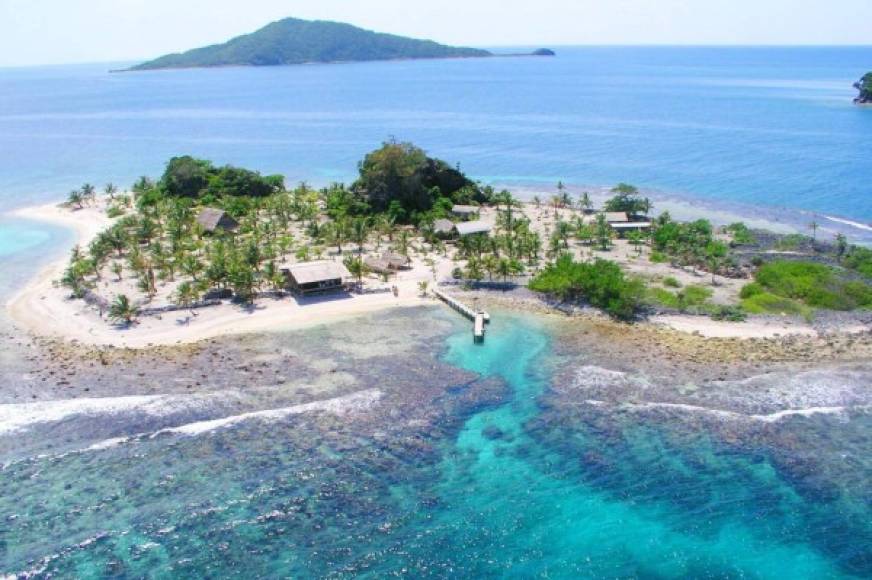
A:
[129,18,492,71]
[854,72,872,104]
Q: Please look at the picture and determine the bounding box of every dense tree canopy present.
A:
[604,183,650,215]
[354,141,483,221]
[131,18,491,71]
[529,254,644,320]
[159,156,284,199]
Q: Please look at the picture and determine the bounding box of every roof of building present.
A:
[285,260,351,284]
[611,222,653,229]
[382,252,410,268]
[452,205,480,215]
[604,212,629,223]
[455,220,493,236]
[433,218,455,234]
[364,256,392,274]
[196,208,239,232]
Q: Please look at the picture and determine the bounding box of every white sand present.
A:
[650,314,819,339]
[6,198,868,347]
[5,200,437,348]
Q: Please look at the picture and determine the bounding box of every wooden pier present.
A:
[433,288,490,343]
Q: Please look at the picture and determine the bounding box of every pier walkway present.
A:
[433,288,490,343]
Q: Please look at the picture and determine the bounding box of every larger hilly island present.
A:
[130,18,501,71]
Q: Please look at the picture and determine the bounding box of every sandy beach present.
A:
[5,200,437,348]
[6,197,870,349]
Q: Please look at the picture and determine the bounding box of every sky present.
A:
[1,0,870,67]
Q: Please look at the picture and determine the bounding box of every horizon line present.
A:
[3,43,871,70]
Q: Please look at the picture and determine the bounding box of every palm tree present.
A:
[105,183,118,200]
[108,294,138,326]
[578,192,594,214]
[808,220,819,246]
[81,183,96,205]
[628,231,644,255]
[417,280,429,297]
[835,233,848,261]
[395,230,412,258]
[343,255,369,287]
[174,281,200,314]
[555,221,573,249]
[595,213,612,251]
[67,189,84,209]
[329,218,350,254]
[351,217,370,254]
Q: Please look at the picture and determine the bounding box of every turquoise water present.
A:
[0,217,70,300]
[0,47,871,226]
[2,312,868,577]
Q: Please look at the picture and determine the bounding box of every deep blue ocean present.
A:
[0,46,870,215]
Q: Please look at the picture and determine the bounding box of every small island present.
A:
[129,18,492,71]
[855,72,872,105]
[532,48,556,57]
[10,141,872,349]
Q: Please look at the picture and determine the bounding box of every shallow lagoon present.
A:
[0,309,869,577]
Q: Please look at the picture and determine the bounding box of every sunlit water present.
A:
[1,312,868,577]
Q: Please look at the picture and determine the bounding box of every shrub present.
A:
[753,261,871,310]
[646,287,680,309]
[741,291,810,319]
[774,234,808,251]
[740,282,763,299]
[649,251,668,263]
[710,305,747,322]
[682,285,713,305]
[843,246,872,278]
[663,276,681,288]
[725,222,755,245]
[529,255,644,320]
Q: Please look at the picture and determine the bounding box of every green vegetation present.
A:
[646,284,713,314]
[742,260,872,313]
[108,294,139,326]
[603,183,651,215]
[662,276,681,288]
[724,222,755,245]
[854,72,872,103]
[130,18,492,71]
[529,254,644,320]
[353,141,484,222]
[160,156,284,201]
[650,214,729,280]
[774,233,809,251]
[843,245,872,278]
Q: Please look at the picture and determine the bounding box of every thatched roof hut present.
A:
[433,218,455,236]
[455,220,493,237]
[452,205,479,219]
[283,261,350,295]
[196,208,239,233]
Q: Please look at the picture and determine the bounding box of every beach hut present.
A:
[382,252,411,270]
[452,205,479,220]
[610,221,653,237]
[364,252,410,275]
[196,208,239,234]
[454,220,493,237]
[433,218,456,238]
[283,260,350,296]
[604,212,629,224]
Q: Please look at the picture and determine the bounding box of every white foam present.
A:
[153,389,382,436]
[624,401,869,423]
[823,215,872,232]
[0,395,169,436]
